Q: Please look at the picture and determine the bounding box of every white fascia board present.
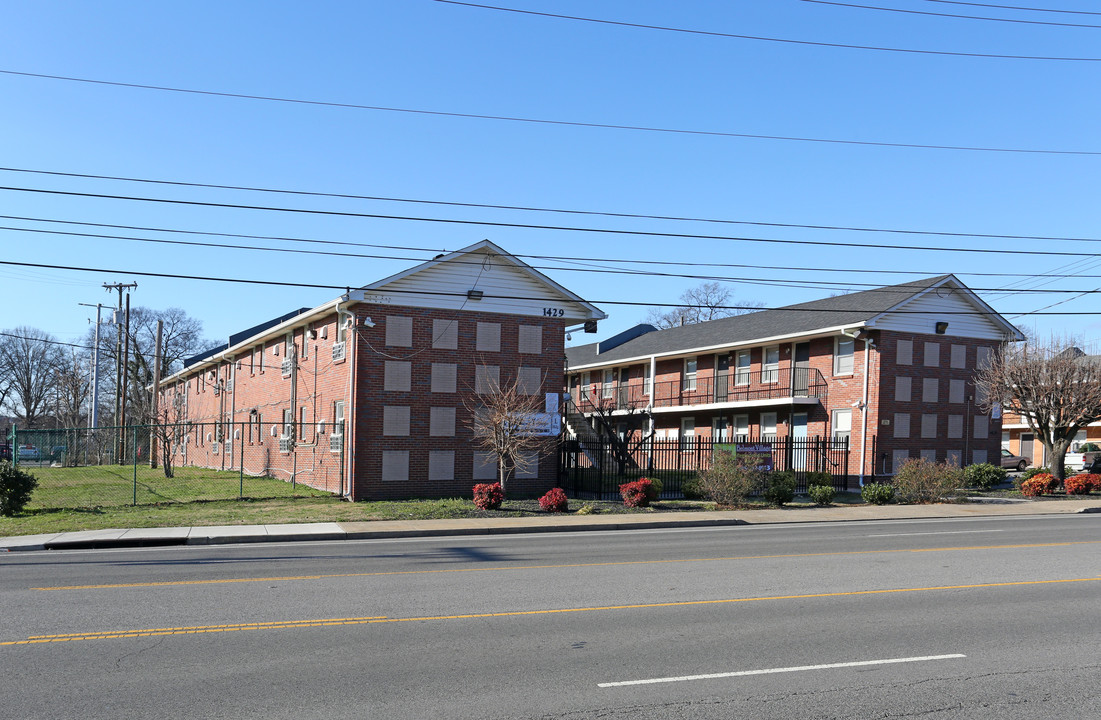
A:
[566,322,867,372]
[160,295,354,385]
[361,240,607,320]
[867,274,1025,341]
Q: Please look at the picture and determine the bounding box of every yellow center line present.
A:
[31,540,1101,591]
[5,576,1098,646]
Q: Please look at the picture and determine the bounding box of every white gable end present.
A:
[361,246,603,320]
[873,285,1018,340]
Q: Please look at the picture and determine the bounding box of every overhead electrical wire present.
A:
[0,71,1098,156]
[0,258,1094,315]
[4,184,1101,259]
[4,223,1101,296]
[433,0,1101,62]
[9,211,1101,282]
[5,166,1101,242]
[923,0,1101,17]
[798,0,1101,28]
[0,331,93,351]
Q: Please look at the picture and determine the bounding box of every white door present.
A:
[792,412,808,470]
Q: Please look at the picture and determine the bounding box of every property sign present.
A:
[715,442,774,472]
[509,412,561,437]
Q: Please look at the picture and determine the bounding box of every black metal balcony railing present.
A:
[573,367,826,412]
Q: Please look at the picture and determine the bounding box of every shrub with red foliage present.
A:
[473,482,504,510]
[1064,474,1095,495]
[619,479,653,508]
[1079,473,1101,491]
[539,487,569,513]
[1021,473,1058,497]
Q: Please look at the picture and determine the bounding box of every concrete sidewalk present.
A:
[3,497,1099,552]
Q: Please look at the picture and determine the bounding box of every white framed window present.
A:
[680,417,695,451]
[834,337,855,376]
[832,409,852,440]
[734,350,751,385]
[683,357,697,391]
[603,369,615,398]
[762,345,780,384]
[579,371,591,400]
[760,412,777,438]
[643,363,651,396]
[733,414,749,440]
[712,416,729,441]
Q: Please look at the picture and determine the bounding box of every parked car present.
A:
[1001,448,1030,472]
[49,445,67,463]
[17,445,40,461]
[1065,442,1101,473]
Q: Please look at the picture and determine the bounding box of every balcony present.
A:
[573,367,827,413]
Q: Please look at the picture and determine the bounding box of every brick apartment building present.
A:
[564,275,1025,484]
[158,240,605,500]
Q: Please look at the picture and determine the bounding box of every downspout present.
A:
[647,355,656,471]
[337,301,356,499]
[841,328,872,486]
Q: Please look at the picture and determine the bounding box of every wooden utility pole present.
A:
[104,282,137,462]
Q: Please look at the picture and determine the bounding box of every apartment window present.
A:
[921,414,938,439]
[603,369,615,398]
[518,325,542,355]
[285,332,295,358]
[922,378,939,403]
[473,451,497,481]
[333,401,345,437]
[924,342,941,368]
[921,449,938,463]
[893,413,910,439]
[950,344,966,369]
[384,361,412,392]
[977,346,992,369]
[947,415,963,439]
[762,345,780,384]
[894,376,912,403]
[832,409,852,440]
[381,451,409,483]
[429,451,455,481]
[579,371,591,399]
[300,329,308,360]
[733,414,749,440]
[643,363,652,396]
[834,337,855,376]
[517,367,542,395]
[283,408,294,439]
[515,451,539,479]
[974,415,989,439]
[475,365,500,395]
[949,379,965,404]
[383,406,411,436]
[892,450,911,474]
[712,417,730,441]
[432,319,458,350]
[386,316,413,347]
[683,358,697,391]
[476,322,501,352]
[430,407,456,437]
[896,339,913,366]
[431,363,457,394]
[760,412,777,438]
[735,350,751,385]
[680,417,695,451]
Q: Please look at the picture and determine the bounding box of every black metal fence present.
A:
[558,435,851,500]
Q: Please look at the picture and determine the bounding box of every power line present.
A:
[0,331,92,351]
[6,166,1101,242]
[1,70,1098,156]
[11,210,1101,282]
[0,258,1096,315]
[923,0,1101,17]
[799,0,1101,28]
[7,222,1101,295]
[5,183,1101,259]
[434,0,1101,62]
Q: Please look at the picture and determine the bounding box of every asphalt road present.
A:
[2,515,1099,719]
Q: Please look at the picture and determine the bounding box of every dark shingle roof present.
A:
[565,275,954,367]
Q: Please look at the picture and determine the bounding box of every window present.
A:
[893,413,910,438]
[683,358,697,391]
[301,329,308,360]
[921,449,938,463]
[921,414,938,439]
[429,451,455,481]
[386,316,413,347]
[734,350,751,385]
[894,376,912,402]
[834,337,855,376]
[922,378,939,403]
[643,363,652,396]
[950,344,966,369]
[949,379,965,404]
[680,417,695,451]
[475,365,500,395]
[924,342,940,368]
[473,451,497,481]
[383,406,411,436]
[896,339,913,366]
[285,332,295,358]
[518,325,542,354]
[973,449,987,465]
[974,415,989,439]
[579,371,591,399]
[760,412,777,438]
[603,369,615,398]
[381,451,409,482]
[515,451,539,479]
[333,402,344,433]
[947,415,963,439]
[892,450,911,474]
[431,363,457,393]
[733,414,749,440]
[384,361,412,392]
[430,407,456,437]
[517,367,542,395]
[832,409,852,440]
[977,346,992,369]
[432,319,458,350]
[476,322,501,352]
[762,346,780,384]
[712,416,729,441]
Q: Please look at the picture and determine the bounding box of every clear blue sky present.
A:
[3,1,1099,352]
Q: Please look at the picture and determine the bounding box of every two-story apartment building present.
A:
[565,275,1024,485]
[158,240,605,500]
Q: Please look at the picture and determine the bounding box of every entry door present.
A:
[792,412,808,471]
[715,354,730,402]
[793,342,810,394]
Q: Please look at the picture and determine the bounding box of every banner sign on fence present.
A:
[507,412,561,436]
[715,442,774,472]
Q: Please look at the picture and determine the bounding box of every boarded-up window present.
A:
[432,319,458,350]
[892,450,911,473]
[384,361,411,392]
[517,366,542,395]
[951,344,967,369]
[894,376,911,402]
[921,449,937,463]
[430,407,456,437]
[431,363,457,393]
[893,413,910,438]
[429,451,455,481]
[974,415,989,439]
[973,449,988,465]
[518,325,542,355]
[475,365,500,395]
[476,322,501,352]
[921,414,938,439]
[515,451,539,479]
[473,451,497,480]
[949,379,965,404]
[897,339,913,366]
[922,378,939,403]
[947,415,963,439]
[924,342,940,368]
[381,451,409,482]
[383,406,410,436]
[386,316,413,347]
[977,346,992,368]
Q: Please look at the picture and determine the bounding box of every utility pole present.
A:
[149,319,163,469]
[104,282,137,462]
[78,303,112,430]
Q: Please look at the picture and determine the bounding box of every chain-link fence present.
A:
[7,422,344,510]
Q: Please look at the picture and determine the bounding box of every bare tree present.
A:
[0,327,63,427]
[976,340,1101,480]
[465,369,550,495]
[645,282,763,329]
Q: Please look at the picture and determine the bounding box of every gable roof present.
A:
[566,275,1023,368]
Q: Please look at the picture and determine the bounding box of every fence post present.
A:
[132,425,139,506]
[10,423,17,469]
[239,421,245,499]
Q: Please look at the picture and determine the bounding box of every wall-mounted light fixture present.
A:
[935,321,949,334]
[467,289,484,301]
